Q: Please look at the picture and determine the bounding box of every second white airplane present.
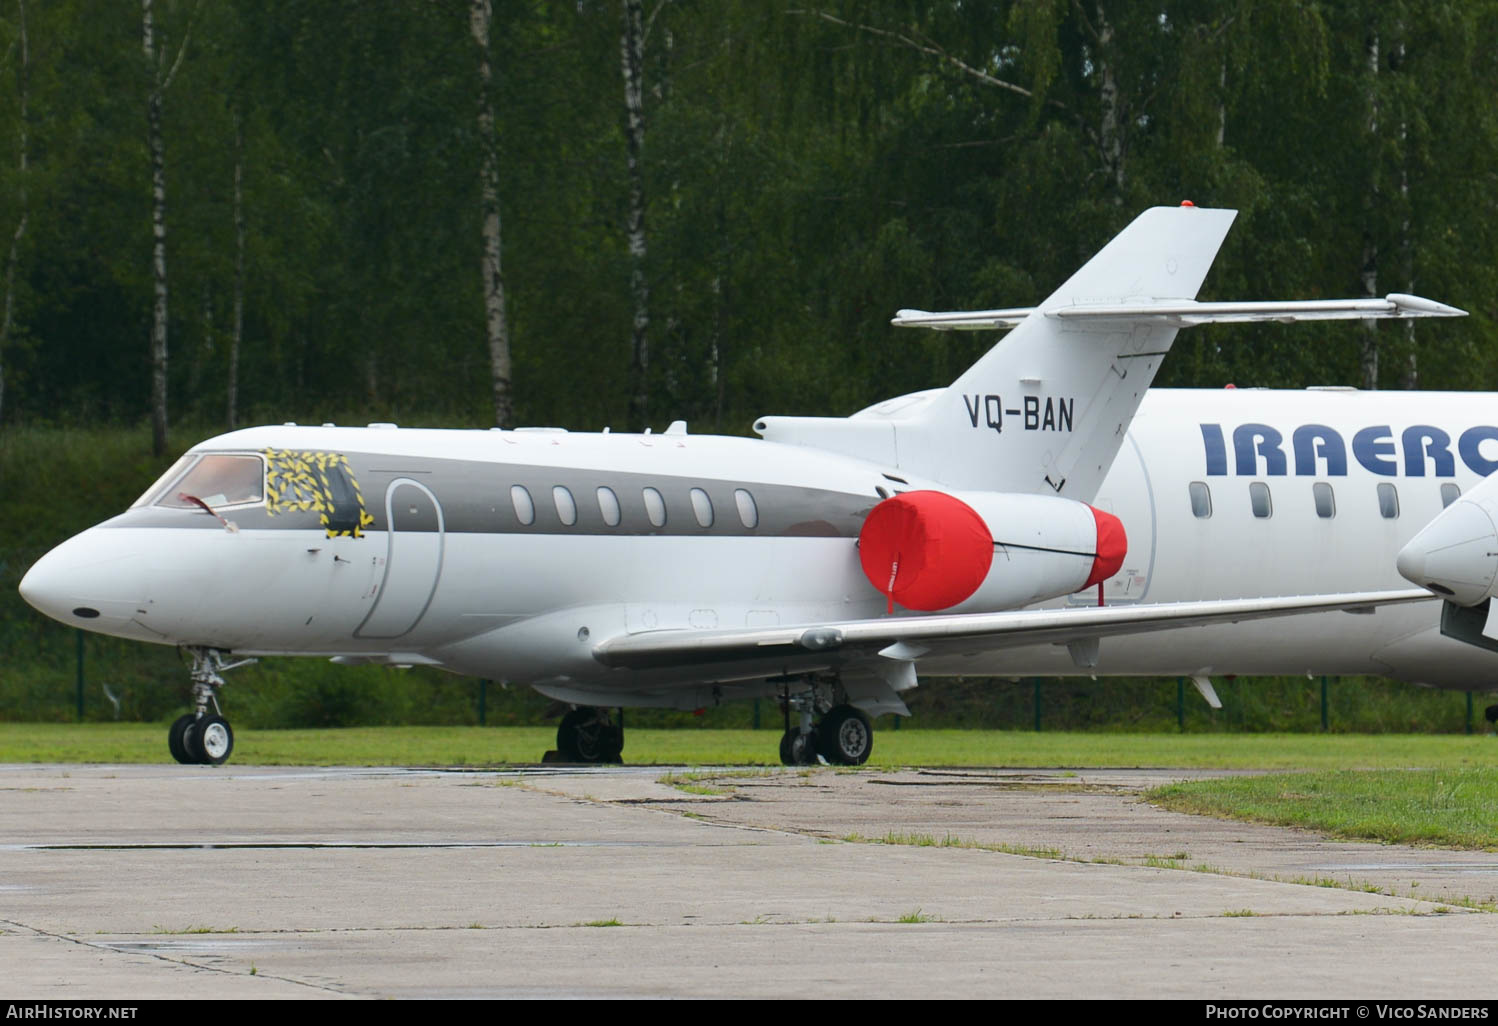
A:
[19,204,1460,766]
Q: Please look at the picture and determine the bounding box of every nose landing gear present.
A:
[168,648,255,766]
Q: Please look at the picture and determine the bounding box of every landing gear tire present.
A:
[1485,704,1498,726]
[817,705,873,766]
[557,708,623,764]
[168,714,197,765]
[187,715,234,766]
[779,729,818,766]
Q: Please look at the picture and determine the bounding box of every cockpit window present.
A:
[131,453,198,508]
[156,454,265,509]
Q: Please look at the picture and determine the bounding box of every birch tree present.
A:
[227,110,243,428]
[621,0,650,429]
[472,0,511,428]
[142,0,198,456]
[1358,19,1381,391]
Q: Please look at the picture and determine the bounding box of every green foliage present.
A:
[3,2,1495,431]
[1150,768,1498,848]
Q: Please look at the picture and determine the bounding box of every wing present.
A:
[592,589,1436,672]
[891,293,1465,331]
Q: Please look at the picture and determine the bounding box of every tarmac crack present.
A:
[0,918,348,996]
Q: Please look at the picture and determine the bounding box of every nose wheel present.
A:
[168,648,253,766]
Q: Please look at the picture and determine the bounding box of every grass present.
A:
[1148,769,1498,849]
[5,723,1498,769]
[10,723,1498,854]
[839,831,1065,859]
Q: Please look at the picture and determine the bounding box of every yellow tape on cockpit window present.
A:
[262,448,373,538]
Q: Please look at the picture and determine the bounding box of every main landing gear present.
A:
[555,707,625,764]
[778,678,874,767]
[168,647,255,766]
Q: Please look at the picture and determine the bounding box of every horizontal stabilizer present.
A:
[892,293,1466,331]
[892,307,1035,330]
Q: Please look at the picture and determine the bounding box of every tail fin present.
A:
[756,204,1462,501]
[757,205,1235,500]
[901,204,1236,499]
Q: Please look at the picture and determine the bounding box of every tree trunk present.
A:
[229,114,243,429]
[1395,29,1416,390]
[1095,5,1125,201]
[1358,24,1379,391]
[0,0,30,428]
[145,0,170,455]
[189,282,211,405]
[621,0,649,429]
[471,0,512,428]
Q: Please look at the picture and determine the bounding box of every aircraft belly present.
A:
[1371,626,1498,689]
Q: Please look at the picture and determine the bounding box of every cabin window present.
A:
[690,487,714,528]
[511,485,535,526]
[643,487,667,527]
[1313,482,1336,519]
[1377,482,1400,519]
[1188,481,1212,519]
[597,486,621,527]
[156,454,264,509]
[735,488,759,529]
[1441,483,1462,508]
[1249,482,1272,519]
[553,486,577,526]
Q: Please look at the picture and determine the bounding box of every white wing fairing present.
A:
[592,589,1436,672]
[16,203,1472,766]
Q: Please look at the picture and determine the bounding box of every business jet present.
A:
[18,204,1458,767]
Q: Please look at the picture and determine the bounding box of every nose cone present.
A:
[1396,499,1498,606]
[20,528,150,635]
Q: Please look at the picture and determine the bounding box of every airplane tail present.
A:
[896,204,1237,499]
[758,204,1236,501]
[755,203,1462,501]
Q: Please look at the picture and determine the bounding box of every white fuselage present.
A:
[990,388,1494,687]
[21,387,1498,709]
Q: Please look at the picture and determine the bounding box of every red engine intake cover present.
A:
[858,491,994,612]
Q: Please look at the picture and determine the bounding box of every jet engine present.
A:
[857,489,1125,613]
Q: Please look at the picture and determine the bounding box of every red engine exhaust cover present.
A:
[1084,506,1127,589]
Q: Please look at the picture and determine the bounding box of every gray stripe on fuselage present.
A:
[104,451,882,538]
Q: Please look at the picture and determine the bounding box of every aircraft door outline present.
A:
[354,478,446,639]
